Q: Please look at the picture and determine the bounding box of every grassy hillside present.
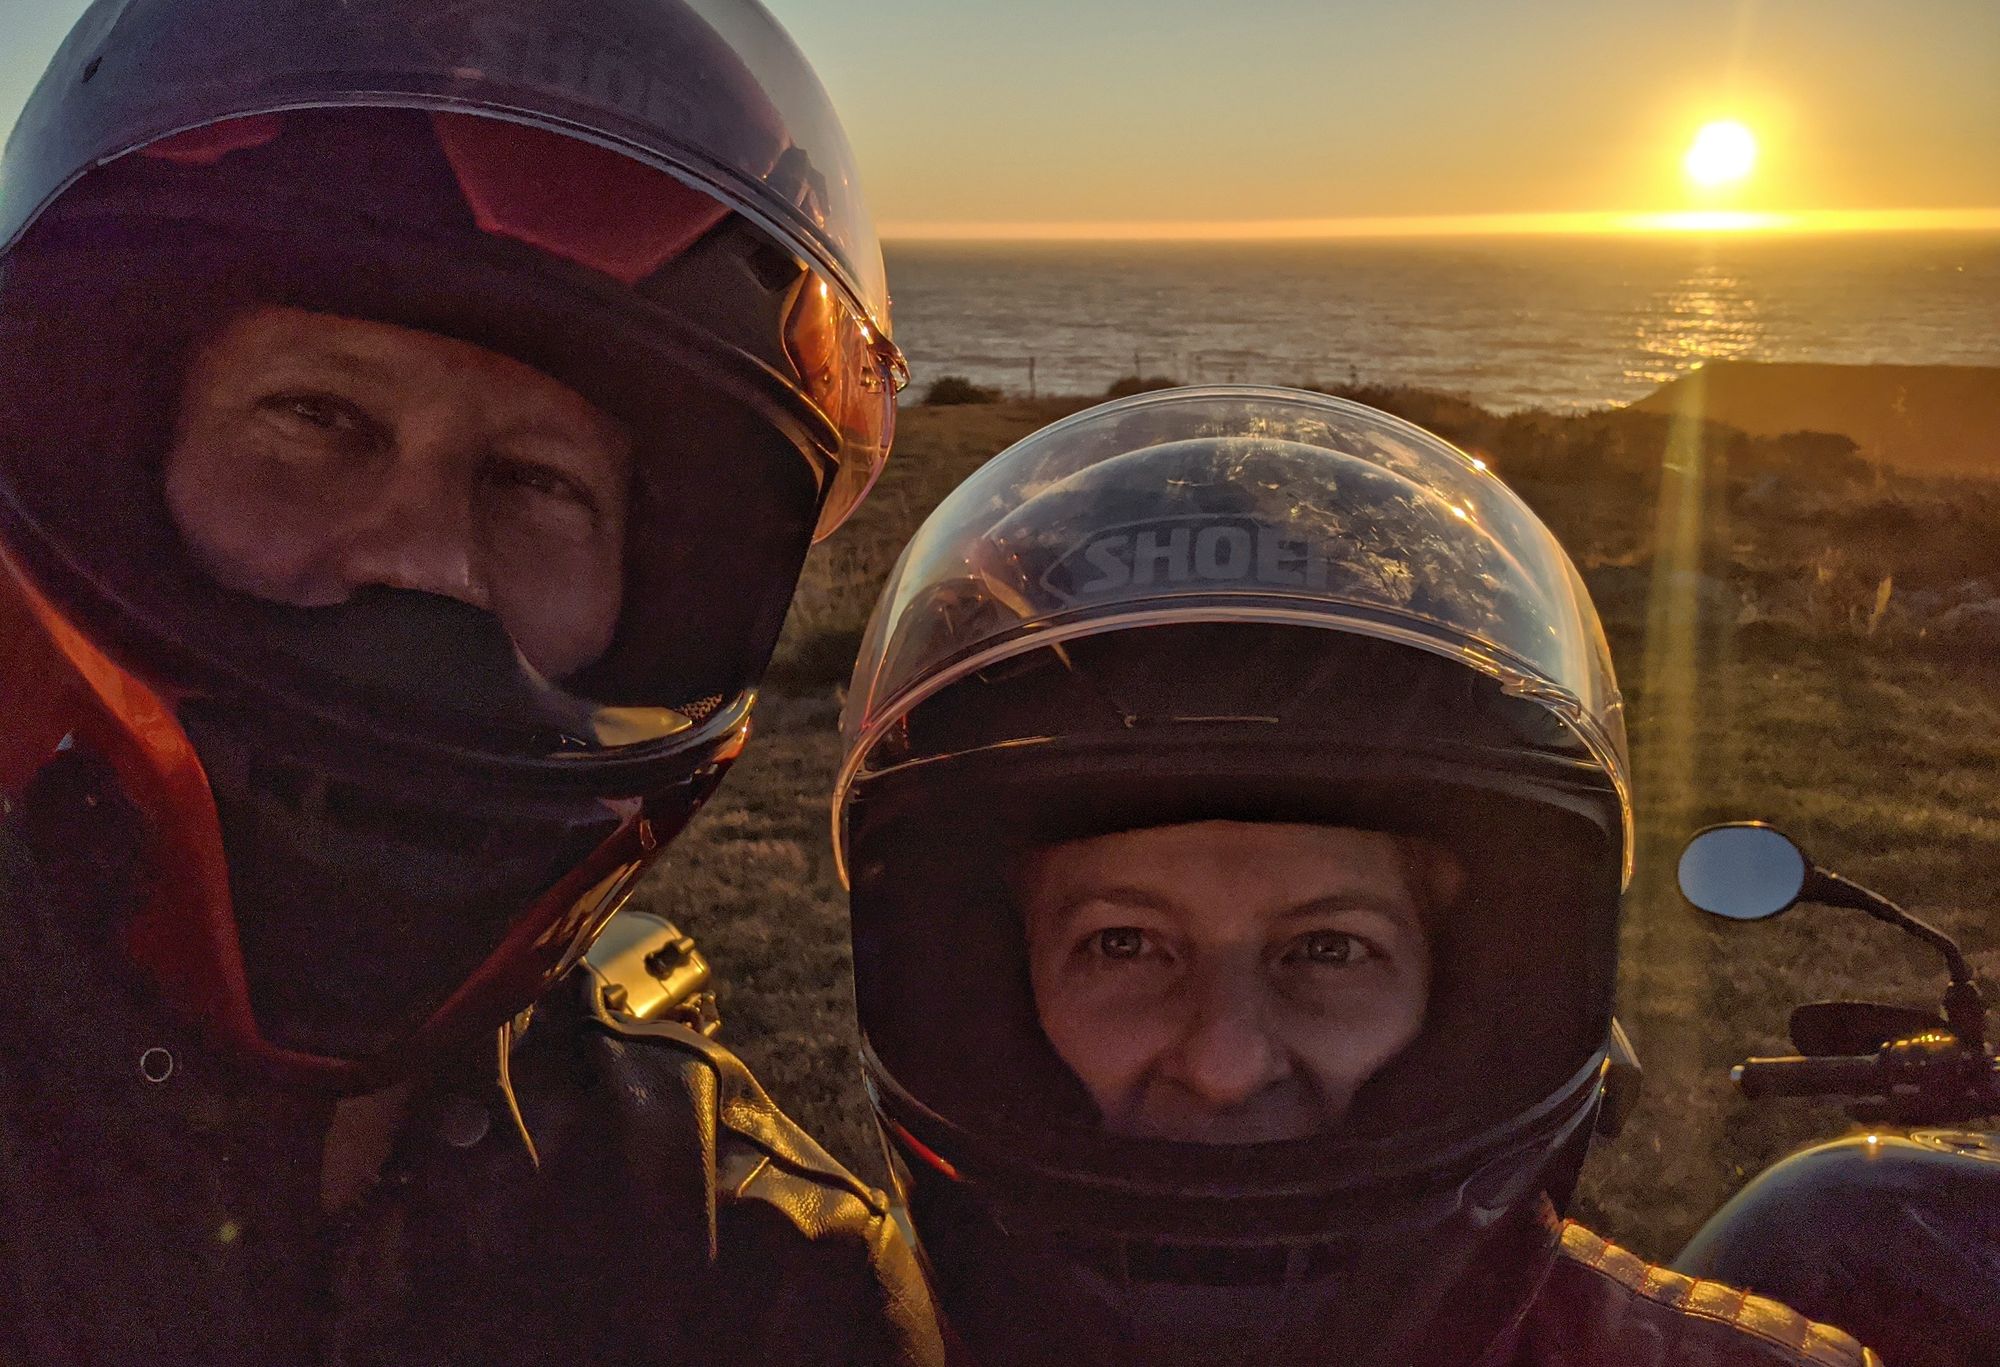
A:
[1630,361,2000,477]
[633,385,2000,1262]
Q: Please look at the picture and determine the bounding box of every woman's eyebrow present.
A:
[1040,885,1179,928]
[1274,894,1420,925]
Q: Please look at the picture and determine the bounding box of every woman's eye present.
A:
[1092,927,1150,961]
[1291,931,1370,966]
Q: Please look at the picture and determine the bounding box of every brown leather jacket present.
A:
[1493,1224,1880,1367]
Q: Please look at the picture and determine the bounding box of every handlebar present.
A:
[1732,1054,1884,1099]
[1732,1040,2000,1126]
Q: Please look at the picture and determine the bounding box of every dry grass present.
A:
[633,391,2000,1263]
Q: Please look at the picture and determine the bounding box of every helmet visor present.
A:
[838,386,1630,877]
[1,100,898,779]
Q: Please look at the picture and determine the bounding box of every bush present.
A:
[922,374,1001,406]
[1104,374,1181,399]
[1304,382,1493,444]
[1770,429,1869,482]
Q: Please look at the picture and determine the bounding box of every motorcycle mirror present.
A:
[1677,823,1809,921]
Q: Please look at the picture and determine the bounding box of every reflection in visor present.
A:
[785,272,902,537]
[431,114,734,285]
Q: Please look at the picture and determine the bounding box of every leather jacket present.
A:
[1492,1224,1879,1367]
[923,1211,1880,1367]
[0,751,946,1366]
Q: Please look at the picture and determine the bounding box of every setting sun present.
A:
[1685,120,1759,188]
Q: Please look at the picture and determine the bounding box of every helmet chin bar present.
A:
[0,552,746,1092]
[870,1049,1605,1367]
[196,816,661,1094]
[176,741,735,1096]
[864,1040,1612,1249]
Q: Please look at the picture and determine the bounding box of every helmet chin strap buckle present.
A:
[1595,1017,1643,1139]
[578,910,722,1037]
[497,1011,540,1171]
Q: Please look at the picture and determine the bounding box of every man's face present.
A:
[165,306,634,680]
[1019,820,1450,1144]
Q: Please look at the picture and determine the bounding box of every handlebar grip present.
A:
[1731,1054,1883,1099]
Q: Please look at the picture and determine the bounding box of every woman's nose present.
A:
[325,450,488,608]
[1162,970,1293,1111]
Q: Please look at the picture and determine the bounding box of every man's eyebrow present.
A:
[234,342,400,391]
[502,417,635,467]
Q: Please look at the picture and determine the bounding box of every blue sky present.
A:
[4,0,1996,234]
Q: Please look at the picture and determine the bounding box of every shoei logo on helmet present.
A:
[400,3,791,155]
[1044,517,1337,602]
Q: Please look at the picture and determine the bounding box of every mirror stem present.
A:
[1943,980,1989,1054]
[1804,867,1986,1049]
[1805,868,1975,981]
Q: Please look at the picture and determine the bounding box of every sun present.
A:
[1685,120,1758,188]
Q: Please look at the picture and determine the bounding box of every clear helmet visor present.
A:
[838,386,1631,879]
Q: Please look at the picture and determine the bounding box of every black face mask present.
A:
[178,589,623,1060]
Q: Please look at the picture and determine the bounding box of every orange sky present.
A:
[779,0,2000,239]
[881,209,2000,242]
[6,0,1998,239]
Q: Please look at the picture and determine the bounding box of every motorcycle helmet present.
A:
[0,0,902,1089]
[835,387,1632,1366]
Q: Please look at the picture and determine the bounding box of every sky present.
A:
[3,0,1996,239]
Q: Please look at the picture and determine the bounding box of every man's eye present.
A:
[490,459,599,515]
[1092,927,1150,961]
[266,393,371,436]
[1291,931,1369,966]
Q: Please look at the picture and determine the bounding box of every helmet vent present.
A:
[1071,1236,1342,1288]
[676,693,725,723]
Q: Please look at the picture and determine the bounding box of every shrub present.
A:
[1104,374,1181,399]
[922,374,1000,406]
[1769,429,1870,483]
[1305,382,1492,444]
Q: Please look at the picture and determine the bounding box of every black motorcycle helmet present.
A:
[0,0,901,1088]
[835,388,1634,1366]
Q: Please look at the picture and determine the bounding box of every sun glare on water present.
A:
[1684,121,1758,188]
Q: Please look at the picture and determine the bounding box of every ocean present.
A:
[882,233,2000,413]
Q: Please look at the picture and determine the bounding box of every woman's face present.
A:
[1018,820,1452,1144]
[164,305,634,680]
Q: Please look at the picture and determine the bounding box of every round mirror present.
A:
[1677,823,1809,920]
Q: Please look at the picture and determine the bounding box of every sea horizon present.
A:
[883,231,2000,413]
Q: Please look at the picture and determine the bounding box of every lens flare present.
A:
[1685,121,1758,188]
